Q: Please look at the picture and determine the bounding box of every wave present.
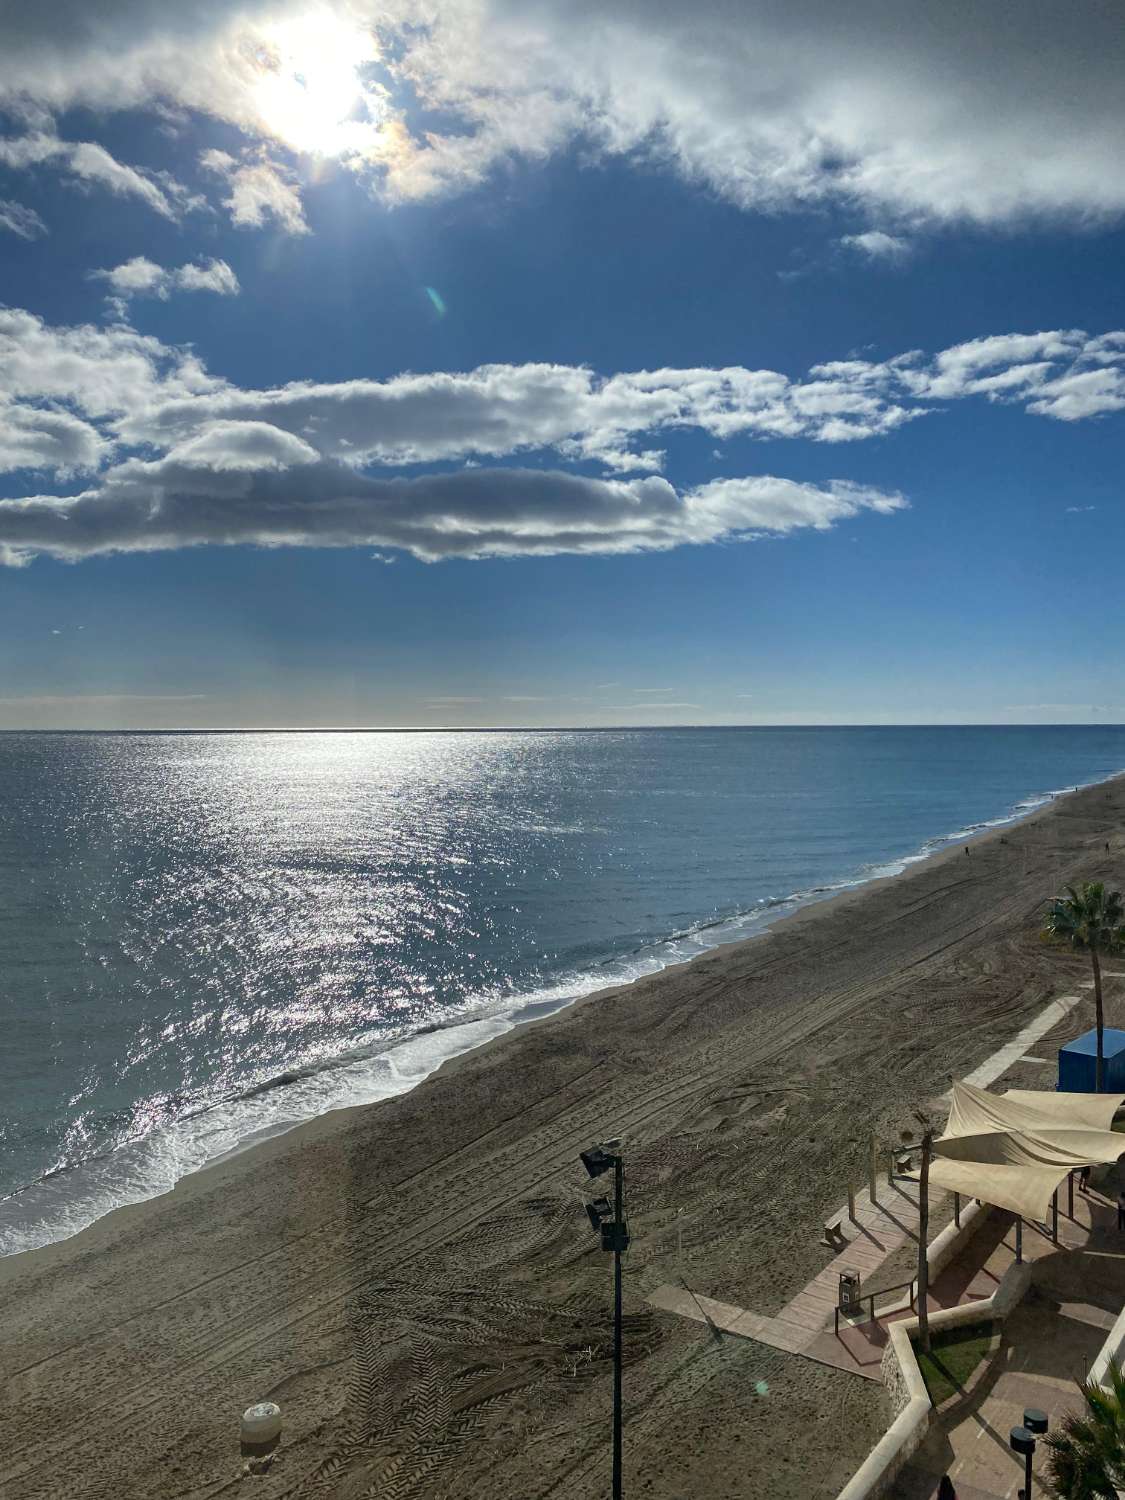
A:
[1,768,1119,1258]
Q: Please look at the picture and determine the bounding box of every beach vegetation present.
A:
[1044,1357,1125,1498]
[914,1321,993,1405]
[1043,882,1125,1092]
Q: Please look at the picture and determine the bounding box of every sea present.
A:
[2,725,1124,1256]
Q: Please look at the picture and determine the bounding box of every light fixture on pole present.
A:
[581,1138,628,1500]
[1010,1407,1048,1499]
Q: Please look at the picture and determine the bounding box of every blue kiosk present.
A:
[1058,1027,1125,1093]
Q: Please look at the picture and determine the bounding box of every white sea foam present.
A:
[0,1016,514,1256]
[2,767,1119,1259]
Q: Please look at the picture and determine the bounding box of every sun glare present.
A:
[248,13,381,158]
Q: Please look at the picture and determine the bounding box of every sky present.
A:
[0,0,1123,729]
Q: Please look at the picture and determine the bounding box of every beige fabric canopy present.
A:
[919,1080,1125,1221]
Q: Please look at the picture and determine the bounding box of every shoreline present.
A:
[1,765,1116,1260]
[3,775,1124,1496]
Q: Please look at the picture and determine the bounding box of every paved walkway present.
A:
[894,1186,1125,1499]
[648,990,1125,1491]
[648,994,1085,1381]
[649,1178,1006,1379]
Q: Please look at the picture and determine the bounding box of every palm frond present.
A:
[1046,1359,1125,1497]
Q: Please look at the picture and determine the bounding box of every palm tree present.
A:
[1043,882,1125,1092]
[1044,1357,1125,1497]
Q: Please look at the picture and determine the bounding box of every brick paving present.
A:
[894,1187,1125,1499]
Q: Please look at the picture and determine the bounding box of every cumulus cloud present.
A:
[201,147,308,233]
[0,307,219,422]
[92,255,241,302]
[0,403,107,475]
[0,197,46,238]
[0,132,191,218]
[2,2,1125,230]
[0,456,906,564]
[175,259,240,295]
[1,305,1123,563]
[119,360,924,470]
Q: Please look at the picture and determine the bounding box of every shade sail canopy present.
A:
[919,1080,1125,1221]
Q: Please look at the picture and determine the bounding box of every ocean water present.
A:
[2,725,1124,1255]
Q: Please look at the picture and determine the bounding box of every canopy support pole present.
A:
[953,1191,961,1227]
[1068,1171,1074,1220]
[1052,1188,1059,1243]
[869,1136,878,1205]
[1015,1215,1023,1263]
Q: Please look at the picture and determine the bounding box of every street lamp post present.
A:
[581,1140,628,1500]
[1010,1407,1048,1498]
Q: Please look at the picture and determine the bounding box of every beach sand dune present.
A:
[1,779,1122,1499]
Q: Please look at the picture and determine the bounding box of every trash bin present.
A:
[838,1270,861,1314]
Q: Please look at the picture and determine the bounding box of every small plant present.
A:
[914,1322,993,1405]
[1044,1357,1125,1497]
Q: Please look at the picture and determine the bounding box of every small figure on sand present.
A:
[964,846,970,856]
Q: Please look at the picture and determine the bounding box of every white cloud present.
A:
[0,307,219,422]
[175,259,240,295]
[0,197,46,238]
[201,147,308,233]
[96,256,167,296]
[1,305,1123,564]
[121,360,923,469]
[0,131,188,218]
[92,255,241,302]
[166,420,317,470]
[840,231,911,262]
[0,457,905,564]
[0,403,107,475]
[0,3,1123,231]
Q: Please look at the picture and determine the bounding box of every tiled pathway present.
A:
[893,1189,1125,1498]
[649,1178,1007,1379]
[649,993,1084,1380]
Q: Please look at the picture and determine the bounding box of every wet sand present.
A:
[1,776,1122,1500]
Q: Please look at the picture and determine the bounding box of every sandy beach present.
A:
[2,776,1123,1500]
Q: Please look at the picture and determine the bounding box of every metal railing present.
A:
[834,1277,918,1337]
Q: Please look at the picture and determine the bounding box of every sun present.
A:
[246,11,381,159]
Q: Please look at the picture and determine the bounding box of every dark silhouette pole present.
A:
[612,1151,624,1500]
[581,1140,629,1500]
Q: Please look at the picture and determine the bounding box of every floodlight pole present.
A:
[580,1141,628,1500]
[612,1151,624,1500]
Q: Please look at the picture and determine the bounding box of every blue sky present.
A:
[1,1,1124,728]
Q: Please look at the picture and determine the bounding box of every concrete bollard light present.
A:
[241,1401,282,1449]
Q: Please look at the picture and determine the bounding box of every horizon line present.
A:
[2,722,1125,735]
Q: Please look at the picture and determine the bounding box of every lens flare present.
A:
[425,286,447,318]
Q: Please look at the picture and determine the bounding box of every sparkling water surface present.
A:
[2,725,1124,1253]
